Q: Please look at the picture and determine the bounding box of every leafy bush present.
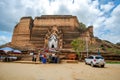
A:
[71,38,85,60]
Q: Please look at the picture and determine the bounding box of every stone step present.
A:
[63,31,80,34]
[21,56,32,61]
[31,43,44,46]
[34,26,50,29]
[31,37,44,41]
[63,35,79,38]
[31,41,44,43]
[63,45,72,48]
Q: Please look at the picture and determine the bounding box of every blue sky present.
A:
[0,0,120,45]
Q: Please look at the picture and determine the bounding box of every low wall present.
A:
[60,52,120,61]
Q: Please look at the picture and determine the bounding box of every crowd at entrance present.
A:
[31,51,60,64]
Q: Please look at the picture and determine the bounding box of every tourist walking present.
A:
[34,54,37,62]
[31,51,34,61]
[51,53,55,63]
[39,53,42,62]
[42,54,47,64]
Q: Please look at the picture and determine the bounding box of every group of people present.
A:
[31,52,60,64]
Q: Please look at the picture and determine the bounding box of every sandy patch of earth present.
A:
[0,62,120,80]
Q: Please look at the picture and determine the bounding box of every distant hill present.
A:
[88,37,120,54]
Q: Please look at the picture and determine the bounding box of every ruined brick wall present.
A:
[34,15,79,29]
[11,15,94,50]
[79,25,95,46]
[11,17,33,47]
[31,15,80,49]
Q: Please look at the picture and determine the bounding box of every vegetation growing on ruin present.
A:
[77,22,86,32]
[71,38,85,60]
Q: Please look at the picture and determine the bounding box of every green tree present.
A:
[116,42,120,46]
[77,22,86,32]
[71,38,85,60]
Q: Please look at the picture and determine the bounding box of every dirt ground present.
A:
[0,62,120,80]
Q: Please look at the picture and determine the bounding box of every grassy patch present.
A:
[106,61,120,64]
[106,48,120,54]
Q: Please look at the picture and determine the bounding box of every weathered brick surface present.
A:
[11,15,94,50]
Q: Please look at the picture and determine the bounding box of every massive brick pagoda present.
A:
[11,15,95,51]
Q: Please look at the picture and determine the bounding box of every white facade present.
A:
[48,35,58,49]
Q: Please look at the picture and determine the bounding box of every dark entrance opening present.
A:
[52,44,54,48]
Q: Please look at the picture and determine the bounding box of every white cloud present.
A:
[0,35,10,45]
[100,5,120,43]
[52,0,102,27]
[100,2,114,12]
[0,0,120,44]
[105,4,120,30]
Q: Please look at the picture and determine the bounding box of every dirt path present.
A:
[0,62,120,80]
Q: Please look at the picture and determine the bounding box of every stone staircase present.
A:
[20,54,33,61]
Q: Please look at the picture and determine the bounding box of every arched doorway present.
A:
[44,26,63,49]
[48,34,58,49]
